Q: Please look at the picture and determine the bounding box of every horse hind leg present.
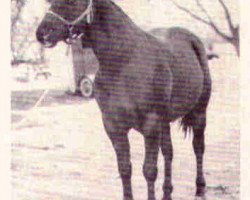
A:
[193,112,207,197]
[161,123,173,200]
[142,113,161,200]
[181,110,207,197]
[182,64,211,197]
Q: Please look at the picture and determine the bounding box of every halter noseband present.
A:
[47,0,93,42]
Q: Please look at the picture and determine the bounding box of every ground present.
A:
[11,51,239,200]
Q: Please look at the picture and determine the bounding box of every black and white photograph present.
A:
[3,0,242,199]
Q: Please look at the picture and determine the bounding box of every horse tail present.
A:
[180,33,212,137]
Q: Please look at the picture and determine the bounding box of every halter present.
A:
[47,0,93,41]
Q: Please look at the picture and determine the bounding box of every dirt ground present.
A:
[11,53,239,200]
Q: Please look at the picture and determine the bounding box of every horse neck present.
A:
[85,0,145,69]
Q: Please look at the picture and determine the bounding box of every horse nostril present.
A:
[36,27,51,43]
[36,29,44,43]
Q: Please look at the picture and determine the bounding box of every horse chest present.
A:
[94,72,135,113]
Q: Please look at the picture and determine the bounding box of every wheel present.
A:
[79,76,94,98]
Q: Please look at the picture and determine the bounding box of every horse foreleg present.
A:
[161,123,173,200]
[192,112,206,197]
[104,121,133,200]
[142,113,161,200]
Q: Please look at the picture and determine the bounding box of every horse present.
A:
[36,0,211,199]
[149,27,219,61]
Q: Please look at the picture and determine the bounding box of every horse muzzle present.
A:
[36,24,59,48]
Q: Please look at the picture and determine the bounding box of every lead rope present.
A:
[66,44,71,56]
[13,89,49,130]
[13,1,93,130]
[14,41,73,130]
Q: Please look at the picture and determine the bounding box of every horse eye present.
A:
[47,27,54,33]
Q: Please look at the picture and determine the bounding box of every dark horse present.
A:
[36,0,211,199]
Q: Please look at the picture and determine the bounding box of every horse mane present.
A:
[84,0,152,67]
[94,0,147,38]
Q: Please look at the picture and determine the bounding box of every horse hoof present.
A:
[123,197,133,200]
[195,186,206,197]
[162,195,172,200]
[194,195,206,200]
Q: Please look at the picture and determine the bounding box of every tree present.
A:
[168,0,239,56]
[11,0,46,66]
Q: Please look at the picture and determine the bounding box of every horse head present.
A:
[36,0,93,48]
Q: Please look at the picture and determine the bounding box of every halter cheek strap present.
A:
[47,0,93,25]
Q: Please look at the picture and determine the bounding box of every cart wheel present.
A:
[79,76,94,98]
